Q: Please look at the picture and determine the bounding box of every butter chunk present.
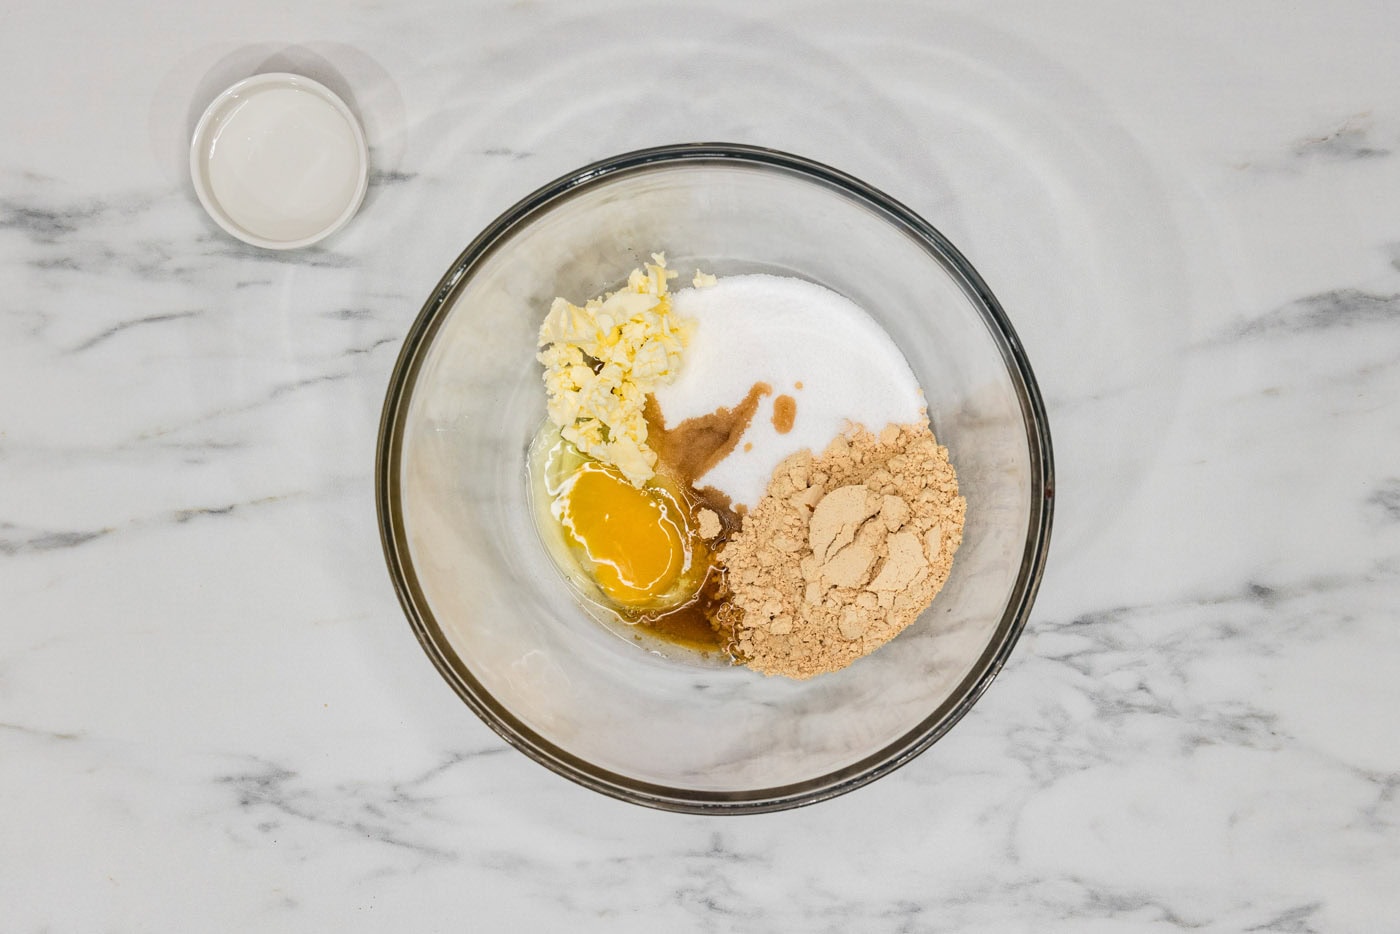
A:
[536,254,693,485]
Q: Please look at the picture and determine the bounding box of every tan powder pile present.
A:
[722,421,966,679]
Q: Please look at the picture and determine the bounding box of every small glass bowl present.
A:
[376,144,1053,813]
[190,73,368,250]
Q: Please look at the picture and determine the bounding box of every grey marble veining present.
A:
[2,0,1399,930]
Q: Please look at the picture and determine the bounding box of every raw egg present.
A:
[553,461,701,607]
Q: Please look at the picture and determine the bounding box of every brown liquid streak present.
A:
[632,384,773,655]
[772,394,797,434]
[643,382,771,483]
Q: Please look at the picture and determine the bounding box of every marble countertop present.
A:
[3,1,1398,929]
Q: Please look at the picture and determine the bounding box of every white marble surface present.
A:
[2,0,1398,929]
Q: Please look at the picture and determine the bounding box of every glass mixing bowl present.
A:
[376,144,1053,813]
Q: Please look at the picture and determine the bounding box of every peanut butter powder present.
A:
[722,421,965,679]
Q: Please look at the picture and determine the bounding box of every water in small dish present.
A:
[197,79,365,245]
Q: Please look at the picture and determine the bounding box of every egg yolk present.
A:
[556,463,691,607]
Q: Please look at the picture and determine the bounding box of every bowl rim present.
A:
[376,142,1054,814]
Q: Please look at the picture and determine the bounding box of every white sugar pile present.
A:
[653,274,925,509]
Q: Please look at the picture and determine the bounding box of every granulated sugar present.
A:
[652,275,925,510]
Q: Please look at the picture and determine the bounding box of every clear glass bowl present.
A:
[376,144,1053,813]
